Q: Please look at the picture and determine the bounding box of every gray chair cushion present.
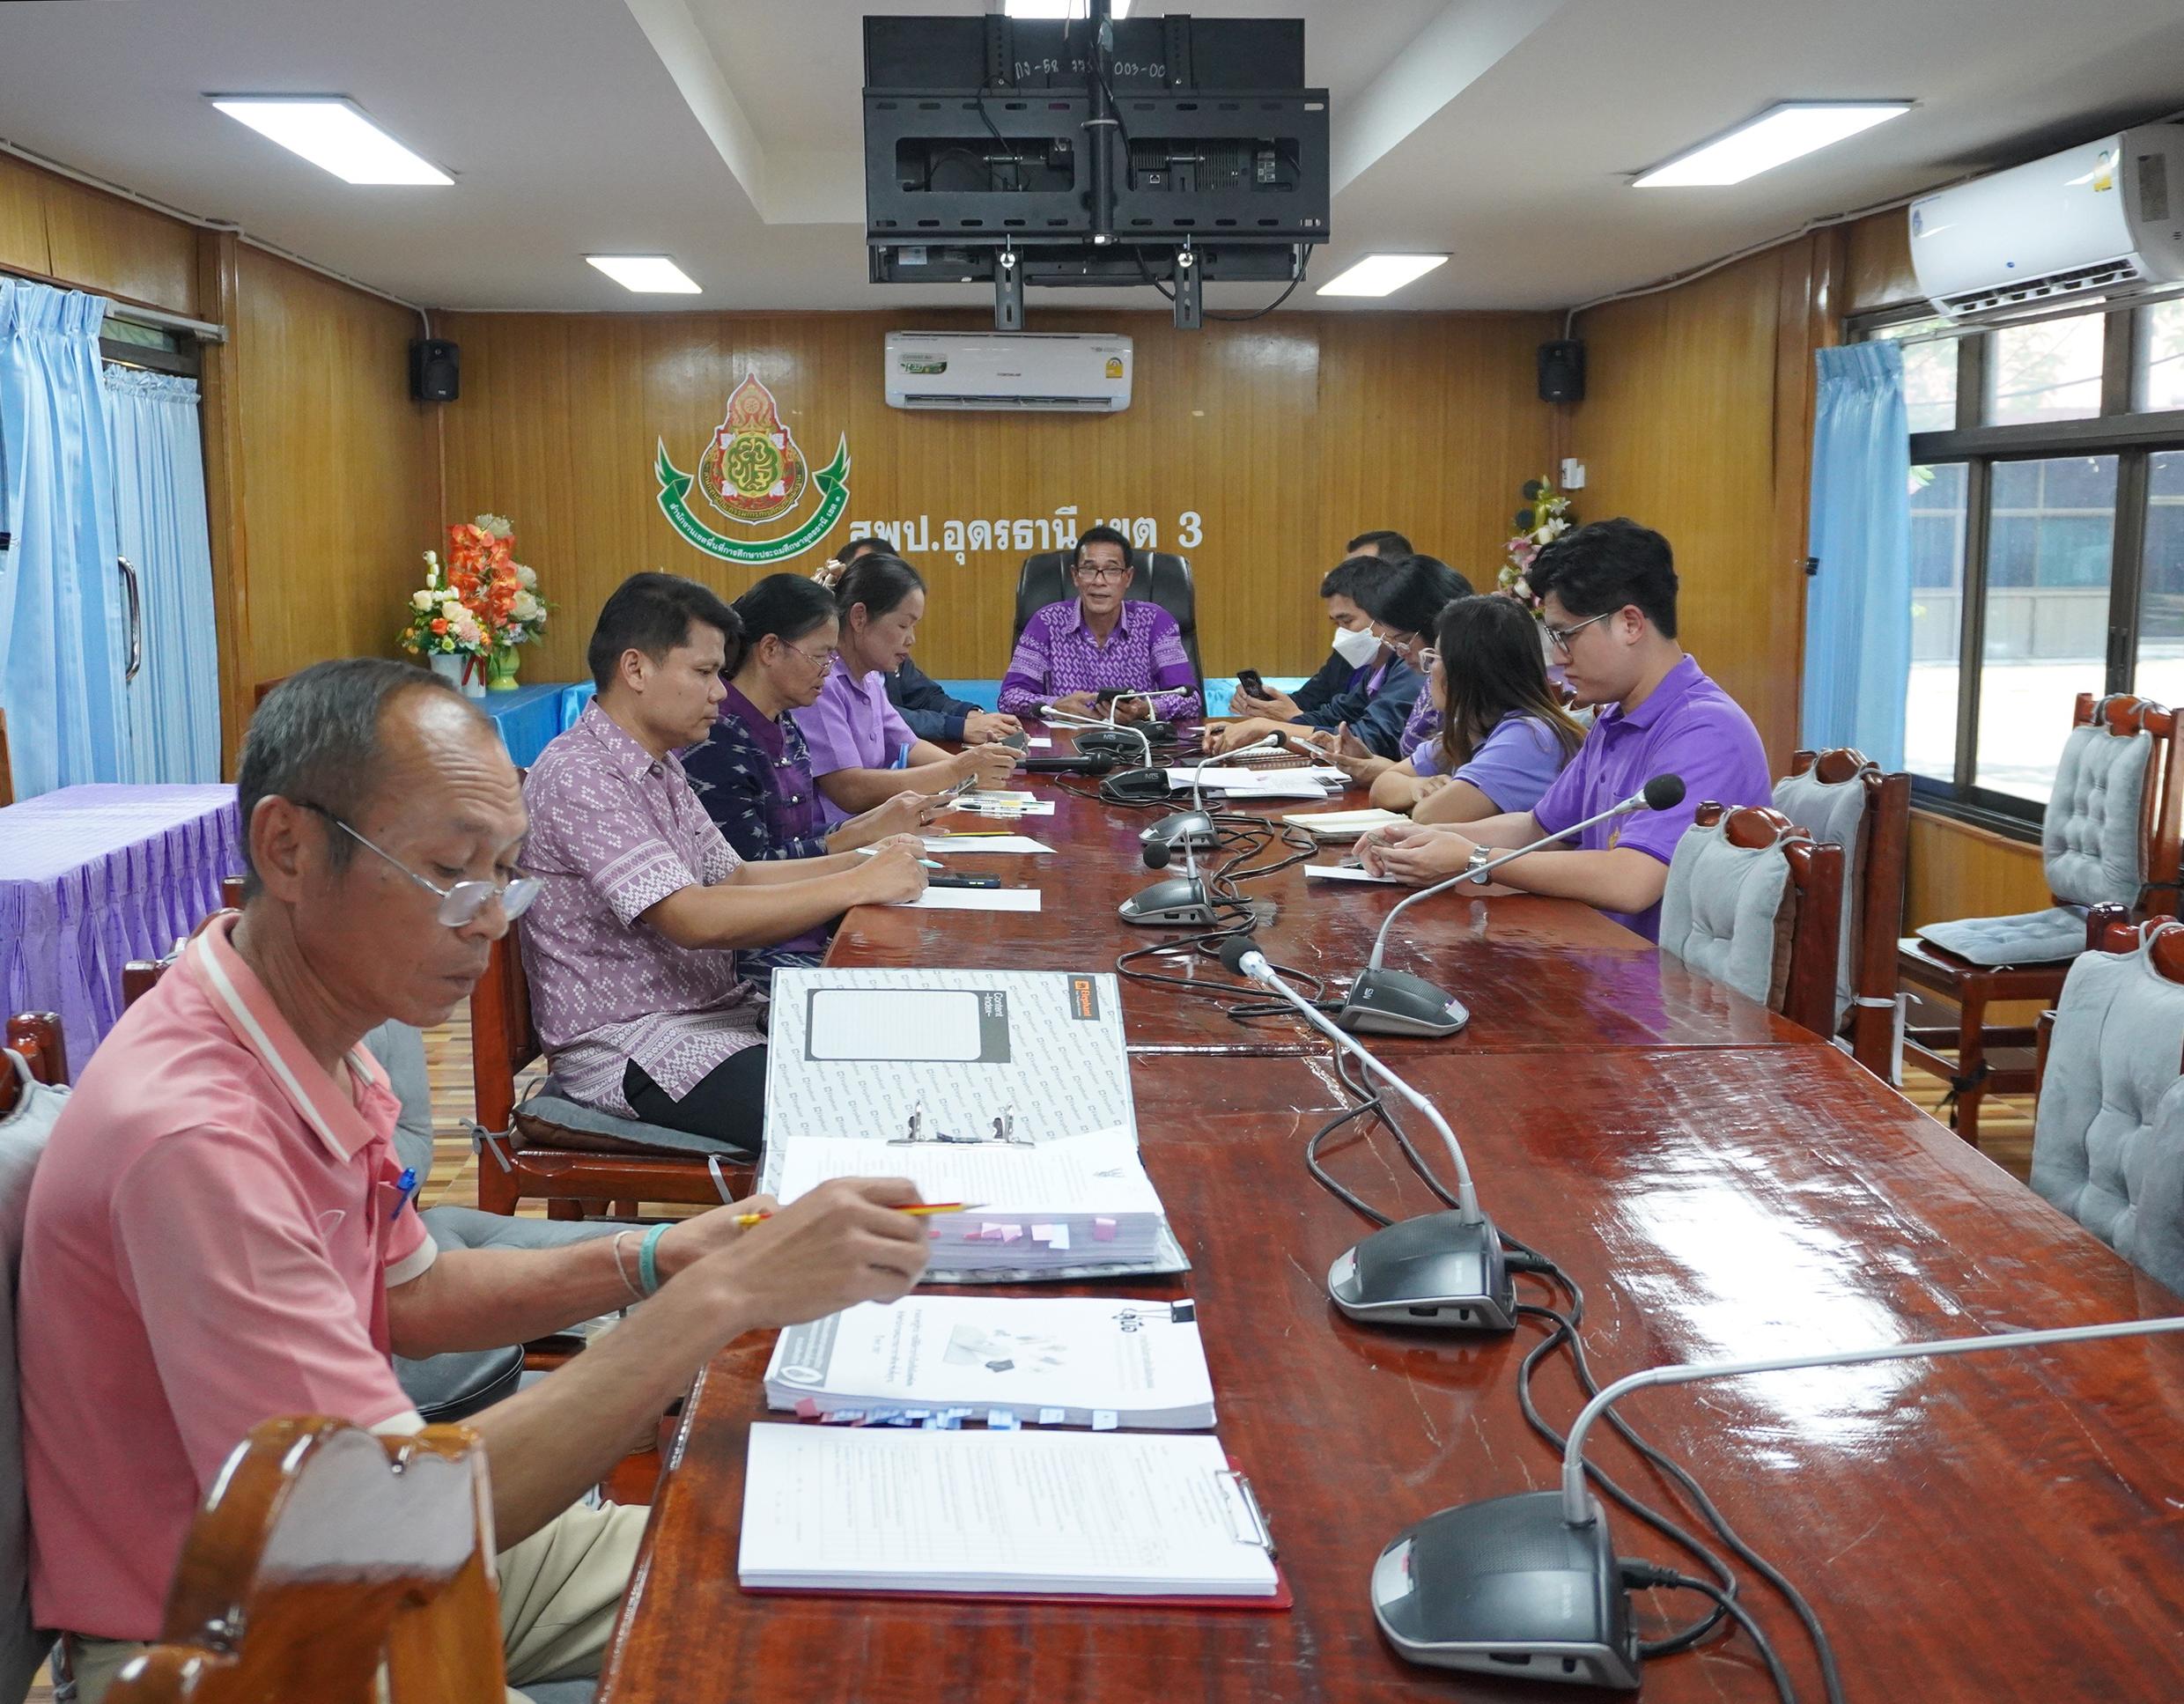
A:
[1656,819,1794,1009]
[2043,719,2151,910]
[517,1076,743,1158]
[1917,905,2087,968]
[520,1682,598,1704]
[0,1054,66,1703]
[2032,931,2184,1295]
[1772,767,1870,1028]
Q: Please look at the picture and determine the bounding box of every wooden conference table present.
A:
[597,733,2184,1703]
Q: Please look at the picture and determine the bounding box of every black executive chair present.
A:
[1011,550,1204,696]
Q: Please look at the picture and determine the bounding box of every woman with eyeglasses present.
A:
[797,553,1022,823]
[682,573,945,982]
[1369,594,1584,821]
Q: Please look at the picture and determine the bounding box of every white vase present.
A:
[426,652,485,697]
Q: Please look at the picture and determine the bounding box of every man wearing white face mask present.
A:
[1205,550,1421,756]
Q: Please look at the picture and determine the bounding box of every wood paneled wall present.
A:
[0,151,198,317]
[1563,234,1842,769]
[434,307,1556,683]
[232,247,439,688]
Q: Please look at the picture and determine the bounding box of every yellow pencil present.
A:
[731,1200,979,1228]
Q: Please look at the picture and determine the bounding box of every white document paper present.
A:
[1304,863,1404,885]
[949,797,1058,818]
[1024,736,1054,749]
[765,1295,1215,1429]
[774,1127,1159,1220]
[903,888,1044,912]
[1281,807,1407,838]
[738,1427,1279,1597]
[920,835,1055,854]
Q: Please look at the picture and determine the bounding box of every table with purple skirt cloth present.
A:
[0,784,244,1081]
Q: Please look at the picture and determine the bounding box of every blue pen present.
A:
[389,1166,419,1220]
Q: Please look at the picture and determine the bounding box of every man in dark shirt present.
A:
[817,537,1022,745]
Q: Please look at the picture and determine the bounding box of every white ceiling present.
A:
[2,0,2182,316]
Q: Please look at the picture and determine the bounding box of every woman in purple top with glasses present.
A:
[1369,594,1584,820]
[682,574,941,983]
[998,527,1201,723]
[793,554,1022,827]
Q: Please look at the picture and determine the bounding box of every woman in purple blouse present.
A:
[1370,594,1583,821]
[682,574,941,982]
[793,554,1020,827]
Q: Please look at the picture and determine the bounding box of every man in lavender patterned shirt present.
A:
[521,574,926,1153]
[998,527,1201,723]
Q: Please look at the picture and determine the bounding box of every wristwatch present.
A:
[1465,844,1496,886]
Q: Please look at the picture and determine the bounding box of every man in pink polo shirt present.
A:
[17,660,931,1701]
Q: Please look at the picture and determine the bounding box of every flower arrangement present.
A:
[1497,477,1575,601]
[398,514,549,691]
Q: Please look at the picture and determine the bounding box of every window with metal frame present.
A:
[1862,295,2184,835]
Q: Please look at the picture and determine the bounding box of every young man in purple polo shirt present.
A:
[1360,519,1770,941]
[999,526,1201,723]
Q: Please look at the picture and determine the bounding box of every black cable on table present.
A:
[1621,1565,1802,1704]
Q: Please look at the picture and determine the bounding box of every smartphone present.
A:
[939,773,978,799]
[1095,687,1126,704]
[926,873,1002,889]
[1236,668,1266,699]
[999,730,1029,752]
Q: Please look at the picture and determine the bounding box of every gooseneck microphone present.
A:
[1141,733,1287,855]
[1119,734,1288,926]
[1218,934,1514,1331]
[1337,774,1687,1039]
[1370,1312,2184,1690]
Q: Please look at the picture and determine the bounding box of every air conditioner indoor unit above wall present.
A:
[1910,123,2184,323]
[883,331,1133,412]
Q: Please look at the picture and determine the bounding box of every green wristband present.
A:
[638,1222,670,1297]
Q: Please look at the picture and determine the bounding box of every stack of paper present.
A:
[1281,806,1407,838]
[764,1295,1215,1429]
[738,1427,1280,1600]
[772,1127,1169,1275]
[1162,765,1340,800]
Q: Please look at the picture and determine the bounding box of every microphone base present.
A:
[1140,809,1217,852]
[1100,765,1173,805]
[1370,1489,1640,1690]
[1118,877,1219,928]
[1336,968,1472,1038]
[1327,1211,1516,1331]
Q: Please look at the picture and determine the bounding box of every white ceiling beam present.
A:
[620,0,770,219]
[1332,0,1570,195]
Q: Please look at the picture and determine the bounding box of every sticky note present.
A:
[999,1224,1023,1243]
[1091,1410,1120,1431]
[989,1410,1019,1430]
[1037,1407,1066,1425]
[794,1398,822,1419]
[1093,1218,1118,1242]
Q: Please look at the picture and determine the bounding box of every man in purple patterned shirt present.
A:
[520,574,926,1153]
[998,527,1200,723]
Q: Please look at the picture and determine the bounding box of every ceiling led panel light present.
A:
[1317,254,1450,299]
[210,97,451,185]
[585,255,703,294]
[1634,101,1911,188]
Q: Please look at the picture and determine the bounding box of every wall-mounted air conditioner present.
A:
[1909,124,2184,323]
[883,331,1133,412]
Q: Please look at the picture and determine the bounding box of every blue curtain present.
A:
[0,280,125,797]
[1801,340,1913,771]
[105,366,221,783]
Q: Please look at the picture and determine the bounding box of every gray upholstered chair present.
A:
[1656,803,1845,1039]
[360,1022,623,1427]
[2029,918,2184,1297]
[1772,748,1911,1080]
[1899,694,2184,1147]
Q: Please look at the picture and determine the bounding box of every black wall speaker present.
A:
[410,337,460,403]
[1537,339,1585,404]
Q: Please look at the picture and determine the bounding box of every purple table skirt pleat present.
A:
[0,785,245,1081]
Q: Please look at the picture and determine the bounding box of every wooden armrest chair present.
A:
[1658,803,1846,1040]
[0,708,12,808]
[1774,747,1911,1079]
[1899,694,2184,1147]
[2,1013,67,1109]
[470,926,749,1218]
[106,1416,505,1704]
[2025,904,2184,1295]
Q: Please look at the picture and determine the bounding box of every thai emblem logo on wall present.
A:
[654,369,851,564]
